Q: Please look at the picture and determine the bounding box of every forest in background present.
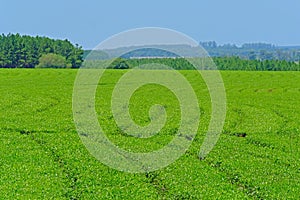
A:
[0,34,83,68]
[0,33,299,70]
[83,57,299,71]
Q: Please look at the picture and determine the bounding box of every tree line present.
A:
[213,57,299,71]
[1,33,299,70]
[102,57,299,71]
[0,33,83,68]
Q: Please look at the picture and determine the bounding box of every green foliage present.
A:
[0,33,83,68]
[36,53,68,68]
[108,57,130,69]
[84,57,299,71]
[213,56,300,71]
[0,69,299,199]
[125,58,194,70]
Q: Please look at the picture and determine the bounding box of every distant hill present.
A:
[83,45,200,60]
[83,42,300,62]
[200,41,300,61]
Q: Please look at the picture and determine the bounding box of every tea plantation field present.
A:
[0,69,299,199]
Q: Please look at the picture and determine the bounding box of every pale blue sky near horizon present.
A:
[1,0,299,49]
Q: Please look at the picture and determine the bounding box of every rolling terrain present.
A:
[0,69,299,199]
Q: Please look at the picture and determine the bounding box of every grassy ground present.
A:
[0,69,299,199]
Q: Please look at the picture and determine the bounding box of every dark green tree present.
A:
[0,33,83,68]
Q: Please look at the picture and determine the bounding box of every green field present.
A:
[1,69,299,199]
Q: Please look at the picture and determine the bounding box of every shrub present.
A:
[36,53,67,68]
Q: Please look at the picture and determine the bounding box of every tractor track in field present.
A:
[34,96,61,113]
[144,172,168,198]
[218,102,294,199]
[28,133,83,199]
[3,127,84,200]
[207,160,265,199]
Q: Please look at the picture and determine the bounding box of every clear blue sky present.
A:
[1,0,299,49]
